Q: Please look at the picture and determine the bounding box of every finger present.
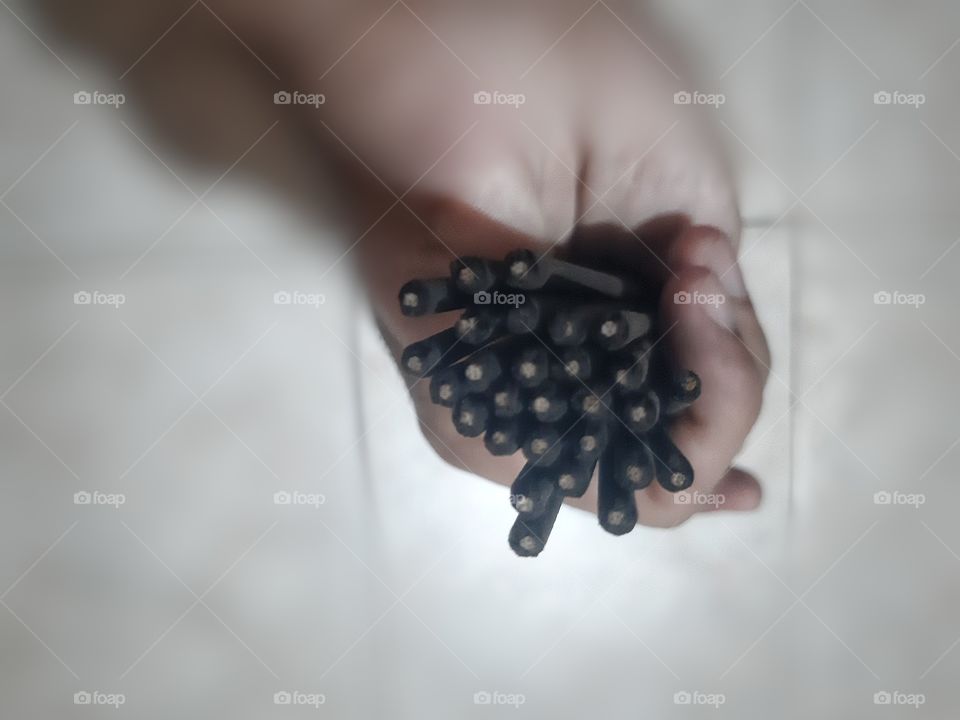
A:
[711,467,763,511]
[666,226,771,376]
[641,266,764,522]
[635,466,762,527]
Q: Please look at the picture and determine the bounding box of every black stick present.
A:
[504,249,639,298]
[429,365,461,407]
[596,309,653,351]
[550,346,594,382]
[491,380,524,418]
[662,370,701,417]
[460,348,503,394]
[570,385,612,421]
[511,465,559,519]
[597,450,638,535]
[555,457,598,498]
[607,339,651,391]
[506,296,549,335]
[455,308,503,345]
[612,436,655,491]
[398,278,465,316]
[503,249,550,290]
[522,423,564,466]
[511,346,550,389]
[450,256,502,294]
[484,417,523,456]
[400,327,472,377]
[650,427,694,492]
[452,395,490,438]
[528,382,569,423]
[621,390,661,434]
[572,419,609,465]
[548,307,592,347]
[509,490,563,557]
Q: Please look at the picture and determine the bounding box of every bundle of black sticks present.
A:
[398,249,700,557]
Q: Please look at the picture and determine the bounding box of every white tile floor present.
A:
[1,1,959,718]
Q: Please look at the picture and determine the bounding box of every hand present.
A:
[234,3,769,526]
[229,0,772,525]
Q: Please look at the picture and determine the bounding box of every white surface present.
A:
[1,1,959,718]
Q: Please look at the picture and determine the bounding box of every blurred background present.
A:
[1,0,958,717]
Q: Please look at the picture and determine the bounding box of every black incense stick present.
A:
[452,395,489,438]
[528,382,569,423]
[429,365,461,407]
[621,390,661,434]
[509,490,563,557]
[397,246,705,557]
[511,465,559,519]
[451,256,502,294]
[461,349,503,394]
[511,346,550,389]
[650,427,694,492]
[662,370,701,417]
[598,450,638,535]
[596,309,653,351]
[399,278,465,316]
[484,417,523,456]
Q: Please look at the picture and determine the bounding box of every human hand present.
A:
[232,0,771,525]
